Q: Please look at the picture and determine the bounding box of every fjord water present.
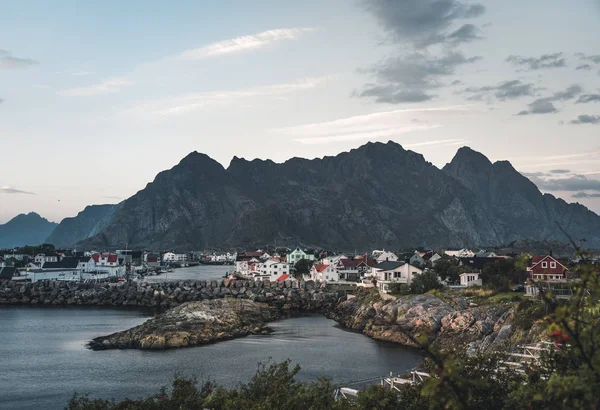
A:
[0,307,421,410]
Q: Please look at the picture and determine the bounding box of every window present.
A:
[542,262,547,268]
[550,262,556,268]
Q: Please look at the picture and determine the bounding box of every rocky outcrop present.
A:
[327,290,544,354]
[0,279,339,310]
[88,299,280,350]
[0,212,57,249]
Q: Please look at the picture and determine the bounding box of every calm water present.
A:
[0,307,421,410]
[144,265,231,282]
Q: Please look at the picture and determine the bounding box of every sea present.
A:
[0,265,421,409]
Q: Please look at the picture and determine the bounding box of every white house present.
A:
[459,273,482,287]
[162,252,187,263]
[373,250,398,263]
[253,259,290,281]
[287,247,315,266]
[92,253,122,276]
[310,263,339,282]
[77,256,96,273]
[34,253,59,266]
[319,254,348,266]
[3,254,27,261]
[445,249,475,258]
[371,261,423,293]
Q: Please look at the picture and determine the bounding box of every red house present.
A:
[528,255,568,280]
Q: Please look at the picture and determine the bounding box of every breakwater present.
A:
[0,279,340,310]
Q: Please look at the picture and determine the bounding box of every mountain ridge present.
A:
[0,212,58,249]
[27,141,600,250]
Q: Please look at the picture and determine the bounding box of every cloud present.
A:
[358,51,482,103]
[522,172,549,178]
[517,84,583,115]
[130,76,332,116]
[527,174,600,192]
[506,52,566,70]
[572,192,600,199]
[577,54,600,64]
[1,186,36,195]
[465,79,539,101]
[404,138,468,148]
[362,0,485,47]
[273,104,469,145]
[549,169,571,174]
[576,94,600,104]
[101,195,121,200]
[576,64,592,71]
[0,50,39,70]
[0,98,3,104]
[58,77,132,97]
[570,115,600,125]
[71,71,95,76]
[447,24,483,44]
[291,124,440,145]
[517,100,557,116]
[177,28,314,60]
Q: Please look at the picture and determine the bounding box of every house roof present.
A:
[107,254,118,263]
[0,266,16,280]
[373,261,405,271]
[43,258,80,269]
[531,255,567,270]
[314,263,329,273]
[276,274,290,281]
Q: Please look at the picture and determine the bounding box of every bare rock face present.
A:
[328,290,544,354]
[88,299,280,350]
[68,141,600,251]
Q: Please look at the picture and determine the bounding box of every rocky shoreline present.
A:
[326,289,545,354]
[89,299,280,350]
[0,279,339,310]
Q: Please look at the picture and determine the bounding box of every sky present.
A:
[1,0,600,223]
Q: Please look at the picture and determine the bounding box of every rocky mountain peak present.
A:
[446,146,493,171]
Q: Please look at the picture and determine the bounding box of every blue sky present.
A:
[1,0,600,223]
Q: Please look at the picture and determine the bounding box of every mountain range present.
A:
[3,141,600,251]
[0,213,57,249]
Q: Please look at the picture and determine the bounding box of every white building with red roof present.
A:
[258,259,290,281]
[310,263,339,282]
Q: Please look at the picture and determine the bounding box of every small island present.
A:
[88,299,280,350]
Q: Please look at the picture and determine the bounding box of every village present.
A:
[1,243,597,298]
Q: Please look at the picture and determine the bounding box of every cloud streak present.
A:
[1,186,36,195]
[177,28,314,60]
[573,192,600,199]
[0,49,39,70]
[506,52,566,70]
[292,124,440,145]
[130,76,332,116]
[465,79,540,101]
[274,104,470,145]
[58,77,132,97]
